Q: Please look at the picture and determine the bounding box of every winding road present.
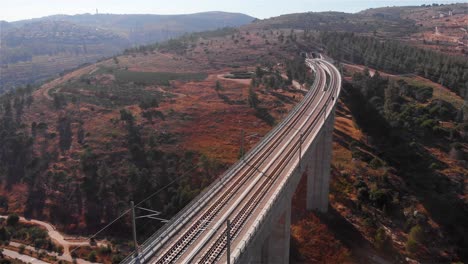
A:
[0,215,104,263]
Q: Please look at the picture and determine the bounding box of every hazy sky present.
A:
[0,0,463,22]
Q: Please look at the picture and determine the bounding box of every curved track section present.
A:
[121,57,342,264]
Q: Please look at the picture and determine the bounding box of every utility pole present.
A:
[131,201,140,263]
[226,219,231,264]
[323,105,327,122]
[240,129,245,159]
[299,133,303,169]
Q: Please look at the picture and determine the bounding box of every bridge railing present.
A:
[121,61,322,264]
[231,59,341,263]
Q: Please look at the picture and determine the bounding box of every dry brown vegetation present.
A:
[0,28,308,251]
[1,8,466,262]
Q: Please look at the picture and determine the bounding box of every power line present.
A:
[69,164,199,256]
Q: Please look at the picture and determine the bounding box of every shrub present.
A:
[0,196,7,209]
[429,162,440,170]
[363,217,376,228]
[112,254,125,264]
[29,227,47,240]
[254,107,275,126]
[406,237,419,254]
[139,97,159,109]
[450,142,462,150]
[0,227,10,242]
[57,245,64,255]
[18,244,25,254]
[6,214,19,226]
[357,187,370,202]
[34,238,45,249]
[420,119,437,130]
[98,245,112,255]
[88,250,97,262]
[406,225,424,254]
[215,81,223,91]
[369,188,391,209]
[408,225,424,243]
[369,157,385,169]
[375,227,391,251]
[0,259,11,264]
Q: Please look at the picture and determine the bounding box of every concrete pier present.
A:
[236,109,336,264]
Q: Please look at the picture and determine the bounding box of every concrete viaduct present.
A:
[122,57,342,264]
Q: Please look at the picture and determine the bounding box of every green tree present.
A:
[408,225,424,243]
[0,227,10,242]
[383,81,400,118]
[57,116,72,152]
[406,224,424,254]
[18,244,25,254]
[88,250,97,262]
[6,214,19,226]
[112,254,124,264]
[248,86,260,109]
[255,67,264,78]
[215,81,223,92]
[375,227,391,251]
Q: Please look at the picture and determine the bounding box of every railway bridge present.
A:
[122,57,342,264]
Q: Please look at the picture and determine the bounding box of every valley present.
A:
[0,2,467,264]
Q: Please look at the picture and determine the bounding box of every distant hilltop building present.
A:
[96,8,99,15]
[432,10,454,19]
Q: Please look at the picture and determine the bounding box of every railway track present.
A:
[194,60,339,263]
[122,57,341,264]
[153,61,327,264]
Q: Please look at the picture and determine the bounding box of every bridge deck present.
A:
[123,58,342,264]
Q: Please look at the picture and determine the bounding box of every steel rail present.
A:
[195,60,337,263]
[146,61,326,263]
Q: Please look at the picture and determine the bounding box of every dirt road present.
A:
[0,215,106,262]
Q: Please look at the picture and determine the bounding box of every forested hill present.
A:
[0,12,255,92]
[0,21,129,65]
[9,12,255,45]
[319,32,468,97]
[0,10,467,262]
[246,11,419,37]
[246,3,467,56]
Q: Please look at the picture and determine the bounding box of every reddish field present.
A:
[0,28,305,230]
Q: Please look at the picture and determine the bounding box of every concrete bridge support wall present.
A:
[235,109,335,264]
[306,108,335,212]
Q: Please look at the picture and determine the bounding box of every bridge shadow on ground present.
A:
[343,81,468,262]
[317,206,380,264]
[290,171,387,263]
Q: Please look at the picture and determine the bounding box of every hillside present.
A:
[0,5,467,264]
[247,11,419,37]
[11,12,255,45]
[0,26,315,262]
[360,3,468,55]
[246,3,468,55]
[3,4,466,92]
[0,12,255,92]
[1,21,129,64]
[0,21,130,91]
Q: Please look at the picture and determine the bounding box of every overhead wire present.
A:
[69,164,200,256]
[69,28,464,259]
